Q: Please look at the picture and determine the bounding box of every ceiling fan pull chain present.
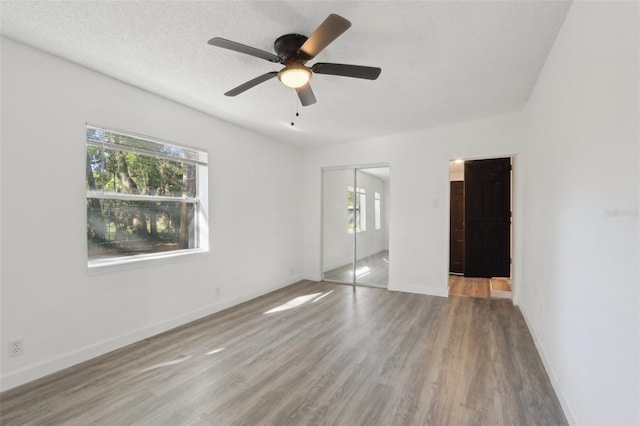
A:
[291,92,297,126]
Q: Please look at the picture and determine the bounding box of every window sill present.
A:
[88,248,208,275]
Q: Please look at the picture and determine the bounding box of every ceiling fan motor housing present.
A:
[274,34,309,62]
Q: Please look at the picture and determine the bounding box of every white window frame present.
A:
[347,186,366,233]
[374,192,381,230]
[86,125,209,269]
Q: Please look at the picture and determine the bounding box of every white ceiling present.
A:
[0,1,571,149]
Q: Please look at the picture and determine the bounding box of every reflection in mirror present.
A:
[322,169,355,284]
[354,168,390,288]
[322,167,390,289]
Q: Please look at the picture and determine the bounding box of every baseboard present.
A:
[303,272,322,282]
[389,282,448,298]
[518,305,577,425]
[0,275,302,392]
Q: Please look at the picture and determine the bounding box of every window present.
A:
[347,186,366,232]
[86,125,208,266]
[375,192,381,230]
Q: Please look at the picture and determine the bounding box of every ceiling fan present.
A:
[208,14,382,107]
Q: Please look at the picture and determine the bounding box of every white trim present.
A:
[519,305,577,425]
[388,282,448,298]
[321,163,391,173]
[445,154,517,293]
[86,124,209,269]
[320,164,391,284]
[88,248,208,273]
[374,192,381,230]
[304,272,322,282]
[86,191,198,203]
[0,275,304,392]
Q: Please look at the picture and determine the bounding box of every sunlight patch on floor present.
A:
[264,292,322,314]
[264,290,335,313]
[139,355,192,373]
[312,290,334,303]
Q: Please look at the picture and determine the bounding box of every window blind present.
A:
[86,125,208,166]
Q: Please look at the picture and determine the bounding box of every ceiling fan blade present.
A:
[299,14,351,60]
[312,63,382,80]
[225,72,279,97]
[208,37,281,63]
[296,83,317,107]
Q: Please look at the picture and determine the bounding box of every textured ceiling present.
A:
[0,1,571,148]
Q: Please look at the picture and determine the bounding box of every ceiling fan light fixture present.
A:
[278,64,312,89]
[209,14,380,106]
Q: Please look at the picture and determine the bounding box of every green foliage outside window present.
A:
[347,187,364,231]
[86,127,204,261]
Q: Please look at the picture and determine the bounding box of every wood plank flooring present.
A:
[449,275,492,299]
[0,281,566,425]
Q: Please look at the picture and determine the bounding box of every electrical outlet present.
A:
[215,287,220,297]
[9,339,23,357]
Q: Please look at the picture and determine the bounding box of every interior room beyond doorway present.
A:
[448,158,512,300]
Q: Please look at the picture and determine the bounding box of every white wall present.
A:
[0,38,303,391]
[302,112,524,296]
[519,2,639,425]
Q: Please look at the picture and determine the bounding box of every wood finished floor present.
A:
[0,281,566,426]
[449,275,492,299]
[449,276,513,301]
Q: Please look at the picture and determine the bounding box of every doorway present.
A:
[448,157,512,299]
[322,166,390,288]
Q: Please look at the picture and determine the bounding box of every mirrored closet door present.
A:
[322,166,390,288]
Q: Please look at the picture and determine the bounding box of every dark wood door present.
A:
[464,158,511,278]
[449,181,464,274]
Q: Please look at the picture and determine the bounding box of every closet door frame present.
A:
[320,163,390,287]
